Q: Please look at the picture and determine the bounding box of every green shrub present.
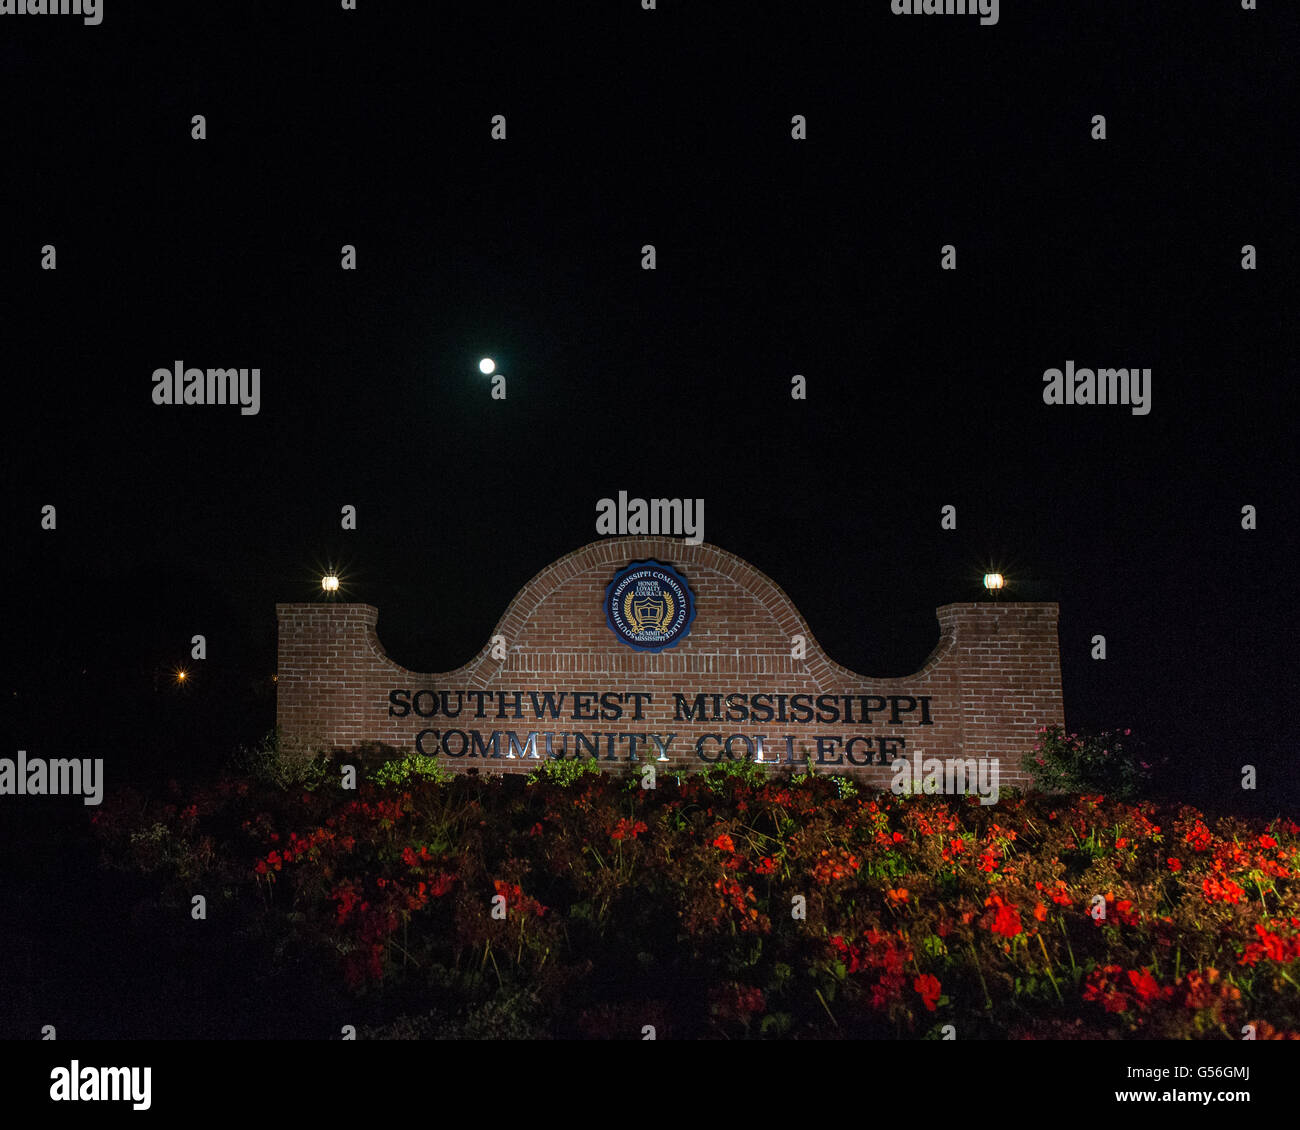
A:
[698,757,769,791]
[832,774,859,800]
[1021,725,1150,800]
[227,728,334,792]
[369,752,454,788]
[526,756,602,788]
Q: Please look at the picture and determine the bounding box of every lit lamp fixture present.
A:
[322,574,340,593]
[478,358,496,375]
[175,669,189,684]
[983,573,1006,599]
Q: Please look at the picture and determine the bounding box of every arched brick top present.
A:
[458,536,954,693]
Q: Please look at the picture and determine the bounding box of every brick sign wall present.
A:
[276,537,1064,791]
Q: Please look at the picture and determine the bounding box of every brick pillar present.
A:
[935,602,1064,790]
[275,603,382,753]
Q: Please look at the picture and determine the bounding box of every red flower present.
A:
[1114,899,1139,926]
[1167,857,1182,872]
[1202,876,1245,904]
[1127,968,1165,1006]
[712,833,736,853]
[829,935,861,973]
[1035,878,1073,906]
[1082,964,1130,1014]
[811,848,860,883]
[492,878,546,917]
[914,973,942,1012]
[984,894,1023,938]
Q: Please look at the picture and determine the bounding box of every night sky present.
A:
[4,0,1297,815]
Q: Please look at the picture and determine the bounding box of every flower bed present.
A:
[89,752,1300,1039]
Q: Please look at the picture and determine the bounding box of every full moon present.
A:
[478,358,496,375]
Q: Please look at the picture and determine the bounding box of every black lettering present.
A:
[599,691,624,721]
[412,689,439,718]
[388,689,411,718]
[815,694,840,724]
[750,694,774,723]
[573,732,601,759]
[844,736,874,766]
[619,733,646,760]
[877,735,905,766]
[696,734,723,763]
[529,691,567,719]
[815,736,843,765]
[789,694,814,722]
[725,693,750,722]
[859,695,886,723]
[572,692,598,720]
[724,734,754,761]
[470,731,502,759]
[889,696,918,724]
[505,731,540,759]
[674,694,708,722]
[415,728,440,756]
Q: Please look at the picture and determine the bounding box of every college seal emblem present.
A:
[604,560,697,652]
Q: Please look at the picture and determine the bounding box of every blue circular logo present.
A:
[604,560,696,652]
